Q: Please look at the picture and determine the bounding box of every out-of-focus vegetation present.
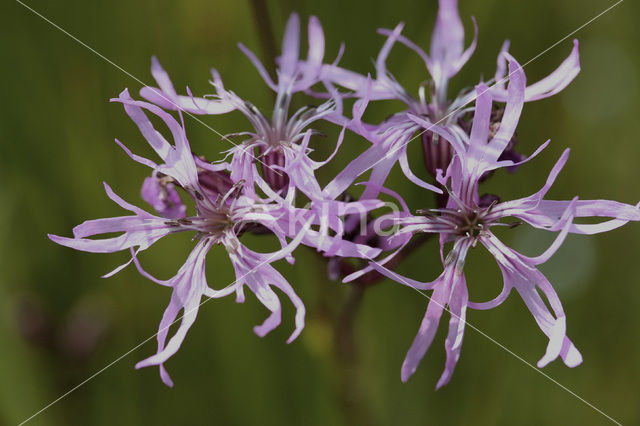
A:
[1,0,639,425]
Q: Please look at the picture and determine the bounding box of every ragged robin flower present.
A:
[370,57,640,388]
[49,90,381,386]
[140,13,338,198]
[307,0,579,187]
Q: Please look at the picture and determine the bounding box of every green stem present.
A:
[334,283,377,426]
[248,0,278,78]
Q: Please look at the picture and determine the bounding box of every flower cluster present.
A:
[50,0,640,388]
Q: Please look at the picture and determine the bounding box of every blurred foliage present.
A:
[2,0,640,425]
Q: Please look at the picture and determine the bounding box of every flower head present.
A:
[139,13,336,197]
[305,0,580,189]
[371,56,640,388]
[49,87,381,386]
[46,5,639,393]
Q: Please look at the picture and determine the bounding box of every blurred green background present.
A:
[2,0,639,425]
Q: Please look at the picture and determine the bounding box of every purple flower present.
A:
[318,0,578,112]
[371,56,640,388]
[306,0,580,186]
[49,89,381,386]
[141,13,328,111]
[210,74,337,199]
[323,80,443,201]
[138,55,235,115]
[139,13,336,198]
[139,14,386,243]
[51,180,311,387]
[491,39,580,102]
[226,13,347,198]
[136,14,382,222]
[141,174,186,219]
[46,4,633,393]
[238,12,328,95]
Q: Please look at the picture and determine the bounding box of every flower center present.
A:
[165,208,234,238]
[201,209,234,234]
[419,203,498,246]
[452,209,485,239]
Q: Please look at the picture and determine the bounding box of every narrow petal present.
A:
[103,182,151,216]
[324,144,389,199]
[401,281,447,382]
[137,297,181,387]
[537,316,566,368]
[492,40,580,102]
[436,280,468,389]
[112,89,171,159]
[237,43,277,90]
[517,197,577,265]
[135,295,200,369]
[135,240,211,381]
[398,147,443,193]
[487,55,526,162]
[467,280,511,310]
[344,240,408,283]
[249,277,283,338]
[463,83,494,180]
[366,260,440,291]
[305,16,325,71]
[49,224,170,254]
[280,13,301,82]
[262,265,306,343]
[377,27,430,70]
[295,15,326,90]
[430,0,465,81]
[139,86,235,115]
[468,83,492,149]
[482,234,582,368]
[448,17,478,78]
[520,199,640,234]
[523,40,580,101]
[113,92,200,185]
[375,23,405,79]
[486,140,550,173]
[150,56,178,98]
[491,150,570,219]
[114,138,158,170]
[228,245,305,343]
[493,40,510,86]
[407,114,466,156]
[141,57,235,114]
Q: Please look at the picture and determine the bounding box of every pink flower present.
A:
[49,89,380,386]
[371,56,640,388]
